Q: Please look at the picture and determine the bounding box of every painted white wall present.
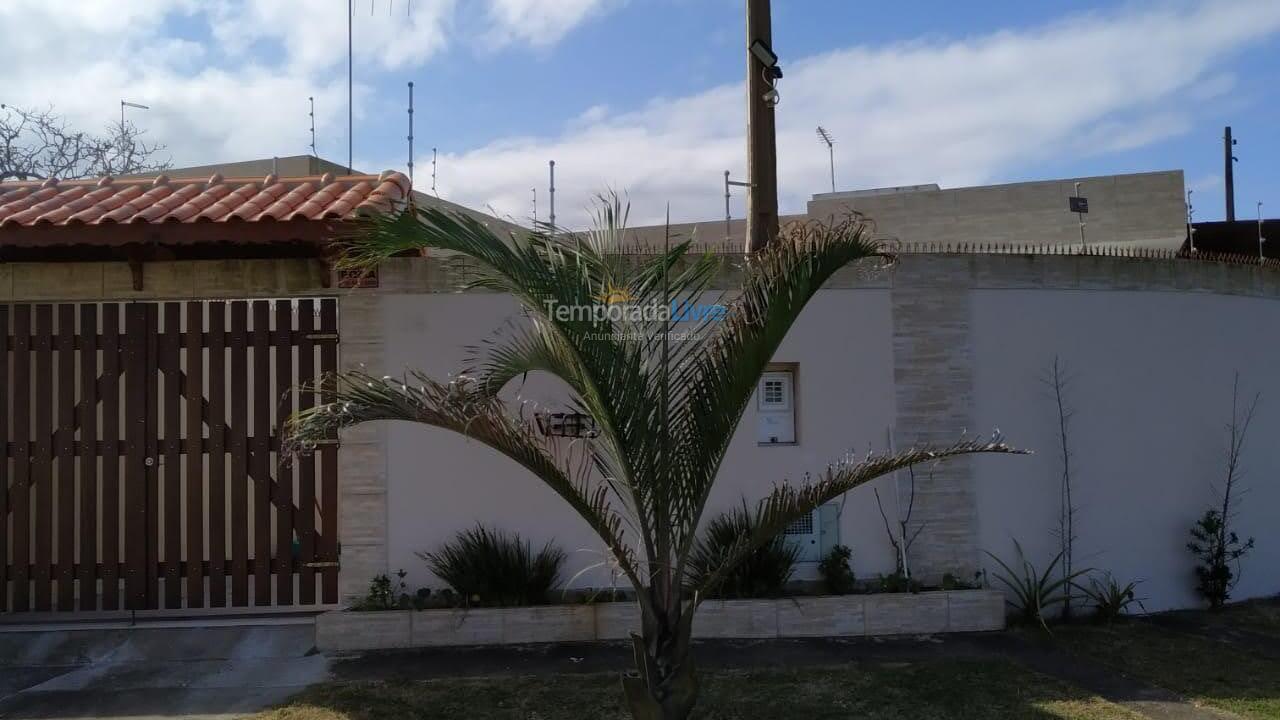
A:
[379,288,900,592]
[971,289,1280,612]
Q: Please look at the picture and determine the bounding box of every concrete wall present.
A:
[807,171,1187,250]
[377,274,902,591]
[367,253,1280,612]
[7,250,1278,614]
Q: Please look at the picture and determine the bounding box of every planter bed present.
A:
[317,589,1004,652]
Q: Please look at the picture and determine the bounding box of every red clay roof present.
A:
[0,170,411,228]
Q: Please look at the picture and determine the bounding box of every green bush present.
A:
[819,545,856,595]
[1076,572,1145,622]
[420,525,565,607]
[353,569,406,611]
[686,503,800,599]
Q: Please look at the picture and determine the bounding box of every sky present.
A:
[2,0,1278,227]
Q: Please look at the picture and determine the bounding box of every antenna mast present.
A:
[431,147,437,195]
[347,0,353,175]
[407,82,415,185]
[549,160,556,234]
[308,97,317,156]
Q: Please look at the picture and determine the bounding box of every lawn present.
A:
[247,659,1141,720]
[1052,605,1280,720]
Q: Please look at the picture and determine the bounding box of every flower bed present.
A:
[316,589,1004,652]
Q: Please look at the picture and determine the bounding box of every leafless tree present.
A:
[0,104,170,182]
[875,463,925,578]
[1046,356,1079,618]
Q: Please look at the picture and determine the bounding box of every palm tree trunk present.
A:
[621,606,699,719]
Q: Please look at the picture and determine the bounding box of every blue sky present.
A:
[3,0,1278,226]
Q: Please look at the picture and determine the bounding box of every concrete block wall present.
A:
[808,171,1187,250]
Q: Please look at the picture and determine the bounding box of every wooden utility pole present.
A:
[1224,126,1237,222]
[745,0,779,252]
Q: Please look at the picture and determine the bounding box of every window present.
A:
[756,365,796,444]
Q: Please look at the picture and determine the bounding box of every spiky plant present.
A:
[684,502,801,599]
[283,199,1021,719]
[420,525,565,607]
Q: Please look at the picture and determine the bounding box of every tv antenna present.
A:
[816,126,835,193]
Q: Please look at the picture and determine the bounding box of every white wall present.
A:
[971,289,1280,611]
[380,288,901,592]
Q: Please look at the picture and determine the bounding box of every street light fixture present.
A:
[120,100,149,128]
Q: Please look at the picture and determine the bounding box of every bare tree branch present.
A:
[0,104,171,182]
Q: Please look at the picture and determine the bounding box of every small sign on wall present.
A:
[1069,196,1089,214]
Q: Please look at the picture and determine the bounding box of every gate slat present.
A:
[251,300,271,606]
[145,303,160,609]
[101,305,121,610]
[319,299,338,604]
[11,305,30,612]
[274,300,295,604]
[0,306,8,611]
[78,304,99,610]
[296,300,316,605]
[229,301,249,607]
[56,304,76,610]
[207,303,227,607]
[185,302,205,608]
[124,303,149,610]
[33,304,53,611]
[162,303,182,608]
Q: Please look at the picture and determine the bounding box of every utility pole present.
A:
[745,0,780,252]
[1224,126,1237,221]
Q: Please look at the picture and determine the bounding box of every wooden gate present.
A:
[0,299,339,613]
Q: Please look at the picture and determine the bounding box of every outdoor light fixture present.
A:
[750,39,783,79]
[763,88,780,107]
[750,39,778,68]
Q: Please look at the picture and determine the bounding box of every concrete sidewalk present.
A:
[0,620,328,720]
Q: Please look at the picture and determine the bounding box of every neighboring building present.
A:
[622,170,1188,252]
[1,162,1277,621]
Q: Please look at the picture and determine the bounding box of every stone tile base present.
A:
[316,590,1005,652]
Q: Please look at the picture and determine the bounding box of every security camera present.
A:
[763,88,780,107]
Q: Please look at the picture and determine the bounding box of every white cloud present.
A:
[208,0,457,74]
[483,0,620,49]
[0,0,610,174]
[432,0,1280,228]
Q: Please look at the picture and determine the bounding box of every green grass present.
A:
[1053,618,1280,719]
[246,660,1140,720]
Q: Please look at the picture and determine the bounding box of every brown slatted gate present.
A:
[1,299,339,613]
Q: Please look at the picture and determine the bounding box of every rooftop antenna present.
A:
[347,0,353,174]
[1187,189,1197,253]
[308,96,317,156]
[1259,201,1266,260]
[549,160,556,235]
[532,187,538,226]
[120,100,148,128]
[431,147,437,195]
[406,82,415,186]
[816,126,835,193]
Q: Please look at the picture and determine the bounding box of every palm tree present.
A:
[283,200,1019,719]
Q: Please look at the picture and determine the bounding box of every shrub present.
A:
[986,539,1088,630]
[1187,509,1254,610]
[1077,572,1145,622]
[353,569,406,611]
[420,525,565,607]
[819,545,856,595]
[876,572,921,594]
[685,503,800,599]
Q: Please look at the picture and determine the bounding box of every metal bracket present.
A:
[304,333,340,341]
[304,561,341,569]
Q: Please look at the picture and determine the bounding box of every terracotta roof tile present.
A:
[0,171,410,228]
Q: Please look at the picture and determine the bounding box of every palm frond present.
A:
[689,434,1024,602]
[282,369,646,596]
